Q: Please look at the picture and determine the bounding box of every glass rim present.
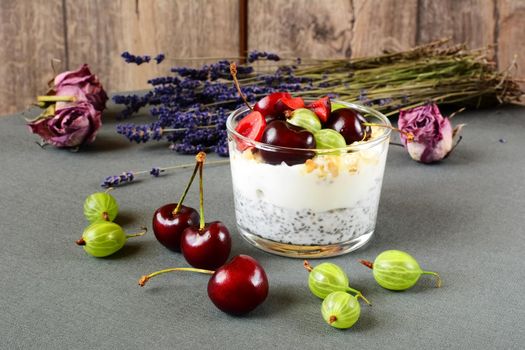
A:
[226,100,392,154]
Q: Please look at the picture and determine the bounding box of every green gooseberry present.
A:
[331,102,347,112]
[359,250,442,291]
[76,221,146,257]
[83,189,119,223]
[286,108,321,133]
[321,291,360,329]
[304,261,370,305]
[314,129,346,154]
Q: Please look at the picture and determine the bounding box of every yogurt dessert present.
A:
[227,94,391,257]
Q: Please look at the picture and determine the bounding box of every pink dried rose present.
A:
[54,64,108,111]
[27,101,102,148]
[398,103,464,163]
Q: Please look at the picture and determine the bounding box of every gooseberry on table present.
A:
[359,250,442,291]
[83,188,119,223]
[76,221,146,257]
[321,291,361,329]
[303,261,370,305]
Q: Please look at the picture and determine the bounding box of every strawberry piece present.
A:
[234,111,266,151]
[277,96,305,111]
[307,96,331,123]
[254,92,291,116]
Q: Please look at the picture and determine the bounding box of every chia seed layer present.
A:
[233,185,381,245]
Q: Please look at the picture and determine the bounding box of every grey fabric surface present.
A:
[1,104,524,350]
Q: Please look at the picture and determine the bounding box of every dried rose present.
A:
[398,103,464,163]
[27,101,102,148]
[54,64,108,111]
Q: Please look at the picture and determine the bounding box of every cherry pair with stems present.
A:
[147,152,269,315]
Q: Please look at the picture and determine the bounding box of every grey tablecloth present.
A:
[1,105,524,350]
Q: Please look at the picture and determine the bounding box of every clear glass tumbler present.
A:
[226,101,391,258]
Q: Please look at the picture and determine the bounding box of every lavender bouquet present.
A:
[114,39,523,157]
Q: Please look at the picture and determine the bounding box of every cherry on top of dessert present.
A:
[259,120,316,165]
[325,108,371,145]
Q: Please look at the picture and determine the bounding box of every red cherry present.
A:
[260,120,316,165]
[307,96,331,123]
[207,255,269,315]
[325,108,371,144]
[275,96,305,111]
[181,221,231,270]
[138,254,269,316]
[254,92,291,116]
[152,204,199,252]
[234,110,266,151]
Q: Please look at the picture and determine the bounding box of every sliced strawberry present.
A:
[234,111,266,151]
[277,96,305,110]
[254,92,291,116]
[307,96,331,123]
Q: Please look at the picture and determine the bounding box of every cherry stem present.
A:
[230,62,253,111]
[197,152,206,231]
[75,238,85,246]
[358,259,374,269]
[125,226,147,239]
[303,260,313,272]
[422,271,442,288]
[173,155,201,215]
[138,267,215,287]
[363,122,414,142]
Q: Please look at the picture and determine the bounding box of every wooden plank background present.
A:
[1,0,523,115]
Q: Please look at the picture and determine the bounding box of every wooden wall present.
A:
[1,0,523,115]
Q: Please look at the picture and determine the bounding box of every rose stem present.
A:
[37,95,76,103]
[230,62,253,111]
[196,152,207,231]
[362,122,414,142]
[139,267,214,287]
[422,271,442,288]
[172,154,202,216]
[125,226,147,239]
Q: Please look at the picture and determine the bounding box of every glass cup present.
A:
[226,101,391,258]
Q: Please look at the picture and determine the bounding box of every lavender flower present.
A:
[117,123,164,143]
[247,50,281,63]
[150,167,162,177]
[101,172,134,188]
[121,51,151,65]
[154,54,165,64]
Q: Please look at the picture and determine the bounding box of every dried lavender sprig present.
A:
[121,51,151,65]
[247,50,281,63]
[117,124,218,143]
[100,160,230,188]
[101,172,135,188]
